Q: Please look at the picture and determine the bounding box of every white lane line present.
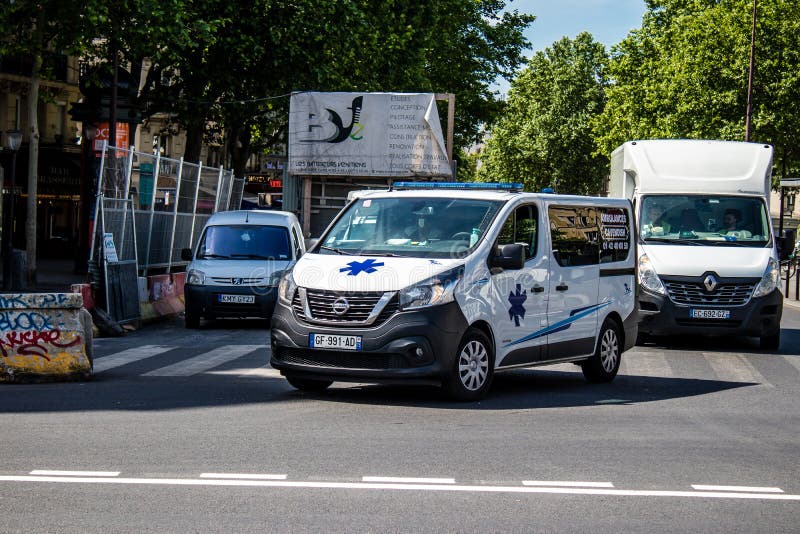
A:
[703,353,773,388]
[2,475,799,501]
[29,470,120,477]
[523,480,614,488]
[144,345,263,376]
[93,346,174,373]
[692,484,783,493]
[200,473,287,480]
[362,476,455,484]
[782,355,800,375]
[205,366,284,379]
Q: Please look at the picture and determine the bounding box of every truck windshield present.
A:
[318,196,504,258]
[639,195,770,246]
[197,225,291,260]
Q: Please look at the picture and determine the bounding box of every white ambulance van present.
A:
[270,183,637,400]
[608,140,783,349]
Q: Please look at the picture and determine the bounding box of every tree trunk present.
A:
[25,9,45,286]
[183,123,205,163]
[229,127,252,179]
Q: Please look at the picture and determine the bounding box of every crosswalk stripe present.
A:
[621,352,671,377]
[143,345,263,377]
[703,353,772,387]
[782,355,800,376]
[93,345,174,373]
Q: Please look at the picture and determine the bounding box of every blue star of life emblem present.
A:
[508,284,527,327]
[339,258,385,276]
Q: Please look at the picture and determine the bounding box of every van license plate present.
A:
[310,334,362,351]
[218,294,255,304]
[690,309,730,319]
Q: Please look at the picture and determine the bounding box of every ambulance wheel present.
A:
[285,375,333,392]
[185,308,200,329]
[582,318,621,383]
[444,328,494,401]
[760,329,780,351]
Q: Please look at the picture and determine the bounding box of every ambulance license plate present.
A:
[218,294,255,304]
[690,309,730,319]
[310,334,362,351]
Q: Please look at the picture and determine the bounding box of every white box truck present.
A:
[608,139,783,349]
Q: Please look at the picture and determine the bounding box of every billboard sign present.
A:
[289,92,451,178]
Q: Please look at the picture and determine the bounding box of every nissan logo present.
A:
[332,297,350,315]
[703,274,718,292]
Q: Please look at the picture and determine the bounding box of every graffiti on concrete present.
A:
[0,293,73,309]
[0,329,81,360]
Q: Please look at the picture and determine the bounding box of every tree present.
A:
[479,33,609,194]
[594,0,800,180]
[0,1,102,284]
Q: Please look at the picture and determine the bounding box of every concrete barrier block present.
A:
[149,274,174,302]
[172,272,186,297]
[138,277,149,303]
[0,293,92,382]
[70,283,95,311]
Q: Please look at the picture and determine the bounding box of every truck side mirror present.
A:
[180,248,193,261]
[489,243,525,270]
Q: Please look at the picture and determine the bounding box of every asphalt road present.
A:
[1,302,799,533]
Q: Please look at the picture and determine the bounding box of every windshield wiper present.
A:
[230,253,275,259]
[198,253,230,259]
[319,245,354,255]
[643,237,701,246]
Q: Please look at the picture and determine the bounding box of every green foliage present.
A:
[594,0,800,178]
[479,33,609,195]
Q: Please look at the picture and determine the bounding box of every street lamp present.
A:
[75,123,97,274]
[2,129,23,290]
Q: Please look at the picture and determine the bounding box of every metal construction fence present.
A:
[91,142,243,275]
[88,143,242,323]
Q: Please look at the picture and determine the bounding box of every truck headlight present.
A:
[187,269,206,285]
[638,253,666,295]
[752,258,780,298]
[399,266,463,310]
[278,271,296,304]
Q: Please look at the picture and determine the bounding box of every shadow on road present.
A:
[636,327,800,356]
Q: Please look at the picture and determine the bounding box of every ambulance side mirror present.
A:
[489,243,525,271]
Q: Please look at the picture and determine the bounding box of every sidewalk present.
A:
[0,258,87,293]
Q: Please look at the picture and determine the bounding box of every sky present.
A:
[495,0,647,93]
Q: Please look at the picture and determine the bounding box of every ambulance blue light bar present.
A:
[392,182,524,192]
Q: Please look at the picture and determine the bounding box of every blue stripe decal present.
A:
[504,301,613,348]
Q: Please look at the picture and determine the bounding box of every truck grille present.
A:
[292,289,398,326]
[664,280,756,306]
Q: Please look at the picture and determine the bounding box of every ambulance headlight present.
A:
[638,253,666,295]
[187,269,206,285]
[399,266,463,310]
[278,271,297,304]
[752,258,780,298]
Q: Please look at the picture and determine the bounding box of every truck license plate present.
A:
[218,294,255,304]
[690,309,730,319]
[310,334,362,351]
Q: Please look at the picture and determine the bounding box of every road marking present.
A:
[200,473,287,480]
[623,352,672,377]
[692,485,783,493]
[143,345,262,376]
[362,476,455,484]
[29,470,120,477]
[703,353,772,387]
[2,475,799,501]
[522,480,614,488]
[206,366,283,379]
[782,355,800,375]
[93,345,174,373]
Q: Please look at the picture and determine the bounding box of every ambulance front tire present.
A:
[444,328,494,401]
[582,318,621,383]
[285,375,333,392]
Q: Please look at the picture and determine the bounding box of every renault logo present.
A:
[332,297,350,315]
[703,274,718,292]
